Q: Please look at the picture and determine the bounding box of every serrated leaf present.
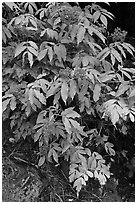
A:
[93,84,101,102]
[77,26,85,45]
[100,14,107,27]
[38,156,45,166]
[61,81,68,104]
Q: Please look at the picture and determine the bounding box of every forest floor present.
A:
[2,126,135,202]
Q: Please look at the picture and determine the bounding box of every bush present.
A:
[2,2,135,197]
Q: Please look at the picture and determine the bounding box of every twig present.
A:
[61,169,76,195]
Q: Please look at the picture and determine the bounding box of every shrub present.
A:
[2,2,135,197]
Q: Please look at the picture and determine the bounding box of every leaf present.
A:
[111,48,122,63]
[61,81,68,104]
[88,27,106,43]
[46,81,61,98]
[122,70,132,80]
[63,117,72,134]
[100,14,107,27]
[54,44,66,62]
[25,103,32,117]
[38,49,47,61]
[82,56,89,66]
[69,79,77,100]
[34,89,46,105]
[116,44,126,58]
[54,17,61,25]
[48,46,55,61]
[105,142,114,154]
[3,26,12,38]
[122,43,134,56]
[28,46,38,56]
[110,53,115,65]
[2,30,6,43]
[97,47,110,60]
[77,26,85,45]
[91,158,97,170]
[129,113,134,122]
[111,106,119,125]
[73,177,83,197]
[15,43,26,57]
[46,28,58,40]
[71,24,79,40]
[52,149,59,163]
[38,156,45,166]
[2,98,11,112]
[29,19,37,28]
[34,129,42,142]
[93,10,101,22]
[86,170,93,178]
[93,84,101,102]
[27,51,33,67]
[28,41,38,50]
[10,96,16,110]
[116,83,129,97]
[66,110,80,119]
[29,4,34,14]
[69,119,83,133]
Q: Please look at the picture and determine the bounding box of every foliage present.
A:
[2,2,135,197]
